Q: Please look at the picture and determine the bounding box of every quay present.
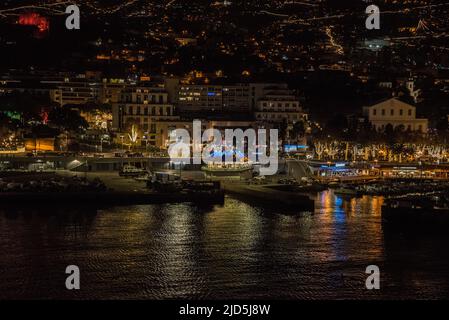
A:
[0,171,224,207]
[223,182,315,212]
[0,153,171,172]
[4,155,449,210]
[304,160,449,183]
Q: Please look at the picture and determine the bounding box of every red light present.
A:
[18,13,49,33]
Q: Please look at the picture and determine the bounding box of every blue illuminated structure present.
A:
[284,145,308,153]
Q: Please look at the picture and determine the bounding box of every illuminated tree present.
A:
[428,146,445,161]
[128,125,139,149]
[326,142,339,160]
[352,145,358,161]
[315,142,325,160]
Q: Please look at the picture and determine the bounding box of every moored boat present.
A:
[119,165,146,177]
[146,172,225,203]
[334,186,359,197]
[202,163,254,179]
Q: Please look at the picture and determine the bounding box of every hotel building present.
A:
[255,88,307,125]
[112,86,179,147]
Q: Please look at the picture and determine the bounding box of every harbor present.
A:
[4,157,449,213]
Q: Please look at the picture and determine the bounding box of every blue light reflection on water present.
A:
[0,191,449,299]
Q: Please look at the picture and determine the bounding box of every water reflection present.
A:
[0,192,448,299]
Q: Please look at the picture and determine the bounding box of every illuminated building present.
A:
[112,87,179,147]
[360,38,390,52]
[175,38,198,46]
[18,13,49,33]
[50,78,101,106]
[50,77,129,106]
[178,84,250,113]
[177,83,297,113]
[363,98,428,133]
[255,88,307,125]
[24,138,55,152]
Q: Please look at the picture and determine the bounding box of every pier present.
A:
[0,171,224,207]
[223,182,315,212]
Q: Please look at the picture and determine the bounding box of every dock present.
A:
[223,183,315,212]
[0,171,224,207]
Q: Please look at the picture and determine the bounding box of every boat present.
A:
[146,171,182,192]
[119,165,146,177]
[224,183,315,212]
[334,186,358,197]
[202,163,253,179]
[182,180,224,199]
[134,172,153,182]
[146,172,224,203]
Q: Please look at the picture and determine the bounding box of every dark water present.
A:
[1,191,449,300]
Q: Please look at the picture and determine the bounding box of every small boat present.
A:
[119,165,146,177]
[146,172,224,203]
[334,187,358,196]
[146,172,182,192]
[202,163,253,179]
[134,172,153,182]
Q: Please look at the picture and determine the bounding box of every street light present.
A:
[120,135,124,150]
[144,132,149,154]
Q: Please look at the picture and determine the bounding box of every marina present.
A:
[4,158,449,214]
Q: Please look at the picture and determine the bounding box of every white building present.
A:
[363,98,428,133]
[255,88,307,125]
